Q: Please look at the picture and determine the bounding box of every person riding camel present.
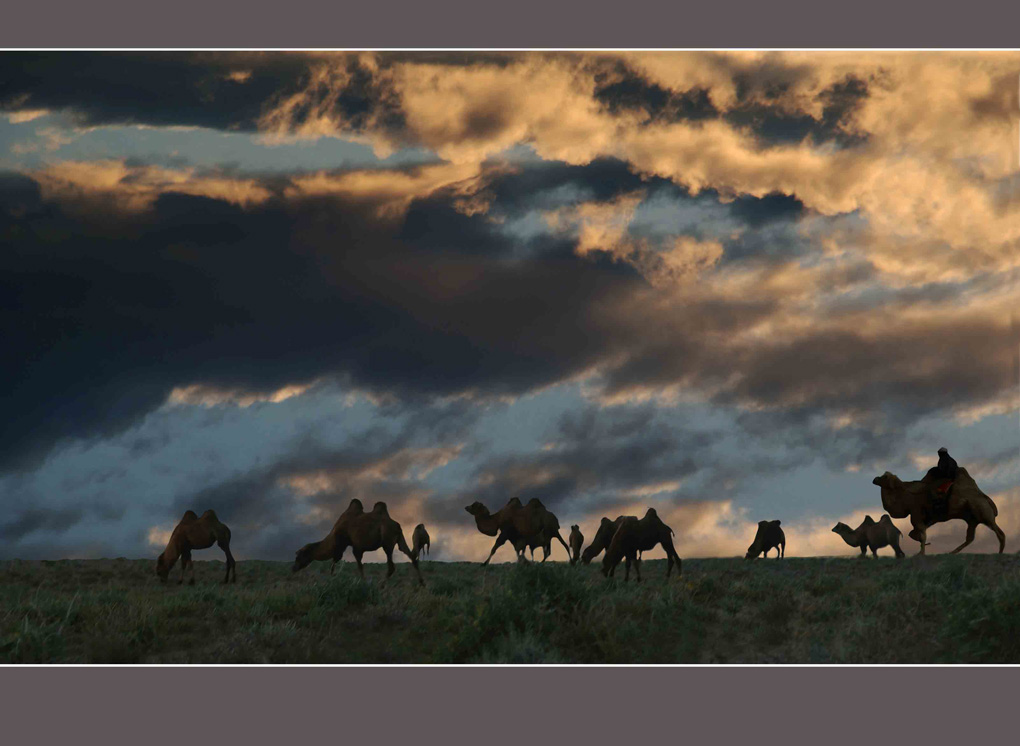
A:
[924,446,958,523]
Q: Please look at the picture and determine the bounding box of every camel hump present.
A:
[862,515,875,525]
[200,509,218,521]
[372,502,389,515]
[645,507,658,518]
[526,497,545,509]
[348,499,365,514]
[181,510,199,522]
[414,523,425,531]
[879,514,893,523]
[771,519,781,526]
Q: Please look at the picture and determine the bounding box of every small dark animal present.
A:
[156,509,236,585]
[745,520,785,559]
[601,508,682,582]
[568,525,583,565]
[831,515,904,558]
[412,523,431,560]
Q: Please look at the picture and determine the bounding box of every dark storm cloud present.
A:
[0,52,404,138]
[592,60,718,123]
[431,403,722,524]
[2,146,1014,482]
[724,75,870,148]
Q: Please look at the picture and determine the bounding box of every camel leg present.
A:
[180,550,192,585]
[986,520,1006,554]
[623,556,631,581]
[633,555,642,584]
[483,534,511,566]
[221,544,236,584]
[870,545,879,557]
[661,537,681,578]
[353,550,365,580]
[383,546,397,582]
[892,535,905,558]
[949,522,977,554]
[780,541,785,558]
[859,546,867,558]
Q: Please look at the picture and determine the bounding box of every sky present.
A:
[1,51,1018,563]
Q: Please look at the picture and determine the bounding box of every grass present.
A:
[2,554,1020,663]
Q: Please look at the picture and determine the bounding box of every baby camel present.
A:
[412,523,431,560]
[832,515,905,558]
[156,510,236,585]
[568,525,584,565]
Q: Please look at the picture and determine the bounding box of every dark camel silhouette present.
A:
[601,508,682,582]
[832,515,904,558]
[292,498,365,575]
[873,468,1004,554]
[156,510,236,585]
[568,524,583,565]
[412,523,431,560]
[294,500,424,586]
[580,515,642,566]
[745,520,785,559]
[465,497,570,565]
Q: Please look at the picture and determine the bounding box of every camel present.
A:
[293,500,423,586]
[745,520,785,559]
[580,515,642,566]
[601,508,682,582]
[568,525,583,565]
[292,498,365,575]
[155,509,236,585]
[872,468,1005,555]
[412,523,431,560]
[465,497,570,565]
[832,515,904,558]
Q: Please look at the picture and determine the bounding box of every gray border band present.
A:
[2,0,1020,48]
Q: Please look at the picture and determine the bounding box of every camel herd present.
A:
[154,461,1009,586]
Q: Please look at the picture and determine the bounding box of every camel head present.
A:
[581,517,615,564]
[831,522,852,541]
[872,471,898,488]
[155,552,170,583]
[292,543,316,573]
[465,502,489,518]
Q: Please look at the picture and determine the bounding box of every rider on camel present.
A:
[924,447,958,522]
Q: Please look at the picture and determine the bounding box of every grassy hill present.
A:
[2,554,1020,663]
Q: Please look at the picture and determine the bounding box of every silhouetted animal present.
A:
[832,515,904,558]
[568,525,583,565]
[293,500,424,586]
[745,520,785,559]
[873,468,1004,554]
[292,498,365,575]
[156,510,236,585]
[580,515,642,565]
[412,523,431,560]
[465,497,570,564]
[601,508,682,581]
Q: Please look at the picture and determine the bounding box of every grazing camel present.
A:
[465,497,570,565]
[412,523,431,560]
[156,510,236,585]
[745,520,785,559]
[294,501,424,586]
[872,468,1005,555]
[580,515,642,567]
[292,498,365,575]
[568,525,584,565]
[832,515,904,558]
[601,508,682,582]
